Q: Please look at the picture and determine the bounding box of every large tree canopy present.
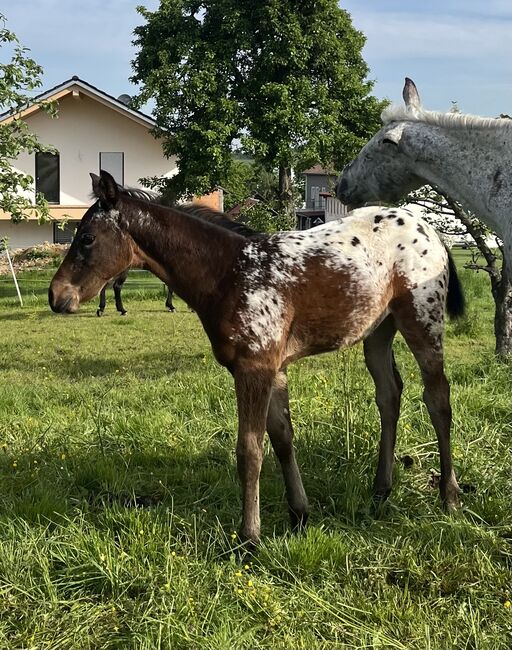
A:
[132,0,385,216]
[0,13,55,222]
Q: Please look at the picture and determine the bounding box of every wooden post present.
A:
[1,240,23,307]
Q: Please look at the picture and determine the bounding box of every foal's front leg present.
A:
[234,369,274,545]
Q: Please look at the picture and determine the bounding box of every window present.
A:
[35,152,60,204]
[99,152,124,185]
[53,220,80,244]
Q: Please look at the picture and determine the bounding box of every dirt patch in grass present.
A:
[0,243,68,275]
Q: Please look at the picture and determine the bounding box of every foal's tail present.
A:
[446,249,465,319]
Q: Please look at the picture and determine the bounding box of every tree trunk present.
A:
[494,256,512,358]
[278,165,295,228]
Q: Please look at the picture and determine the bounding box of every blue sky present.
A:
[4,1,512,117]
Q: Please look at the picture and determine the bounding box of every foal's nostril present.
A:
[48,287,55,309]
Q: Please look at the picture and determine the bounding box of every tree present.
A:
[407,186,512,358]
[132,0,384,222]
[0,13,55,223]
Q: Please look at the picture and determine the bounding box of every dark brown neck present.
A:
[119,197,245,312]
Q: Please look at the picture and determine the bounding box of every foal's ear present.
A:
[90,172,101,196]
[90,170,119,208]
[403,77,421,110]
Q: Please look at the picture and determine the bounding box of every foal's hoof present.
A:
[167,307,176,313]
[442,492,461,513]
[441,483,462,513]
[372,487,392,504]
[237,527,261,550]
[96,309,103,317]
[442,497,461,514]
[120,310,127,316]
[290,509,309,533]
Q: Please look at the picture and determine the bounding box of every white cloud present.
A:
[3,0,159,96]
[4,2,512,116]
[353,12,512,61]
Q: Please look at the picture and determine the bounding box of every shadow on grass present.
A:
[0,425,454,546]
[53,350,207,379]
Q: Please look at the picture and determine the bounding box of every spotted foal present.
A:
[49,170,464,545]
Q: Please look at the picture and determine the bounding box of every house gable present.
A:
[1,81,177,220]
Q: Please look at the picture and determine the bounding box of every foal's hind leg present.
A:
[266,370,309,531]
[363,315,403,502]
[392,304,460,510]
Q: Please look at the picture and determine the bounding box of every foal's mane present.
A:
[118,185,258,238]
[382,105,512,131]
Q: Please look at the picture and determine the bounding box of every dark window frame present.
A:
[53,220,80,245]
[35,151,60,204]
[99,151,124,186]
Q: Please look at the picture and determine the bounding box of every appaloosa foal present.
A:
[49,170,464,544]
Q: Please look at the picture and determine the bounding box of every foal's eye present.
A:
[80,233,95,247]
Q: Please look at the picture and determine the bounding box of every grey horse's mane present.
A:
[382,105,512,131]
[120,185,161,201]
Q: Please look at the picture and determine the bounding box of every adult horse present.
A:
[48,170,464,545]
[337,78,512,267]
[97,269,176,317]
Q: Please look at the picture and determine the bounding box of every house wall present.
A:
[193,190,224,212]
[4,91,177,213]
[305,173,337,209]
[0,221,53,249]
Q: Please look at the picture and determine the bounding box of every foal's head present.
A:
[49,171,133,313]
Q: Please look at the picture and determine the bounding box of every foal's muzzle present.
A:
[48,286,79,314]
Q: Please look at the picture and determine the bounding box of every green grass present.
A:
[0,265,511,648]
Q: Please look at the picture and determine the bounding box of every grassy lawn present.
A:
[0,263,511,648]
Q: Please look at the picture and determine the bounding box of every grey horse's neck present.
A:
[405,122,512,241]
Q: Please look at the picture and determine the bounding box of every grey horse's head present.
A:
[336,78,425,207]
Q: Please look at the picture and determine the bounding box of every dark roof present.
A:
[302,164,337,176]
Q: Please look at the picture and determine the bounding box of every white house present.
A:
[0,76,222,248]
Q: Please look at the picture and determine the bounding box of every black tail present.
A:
[446,249,465,319]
